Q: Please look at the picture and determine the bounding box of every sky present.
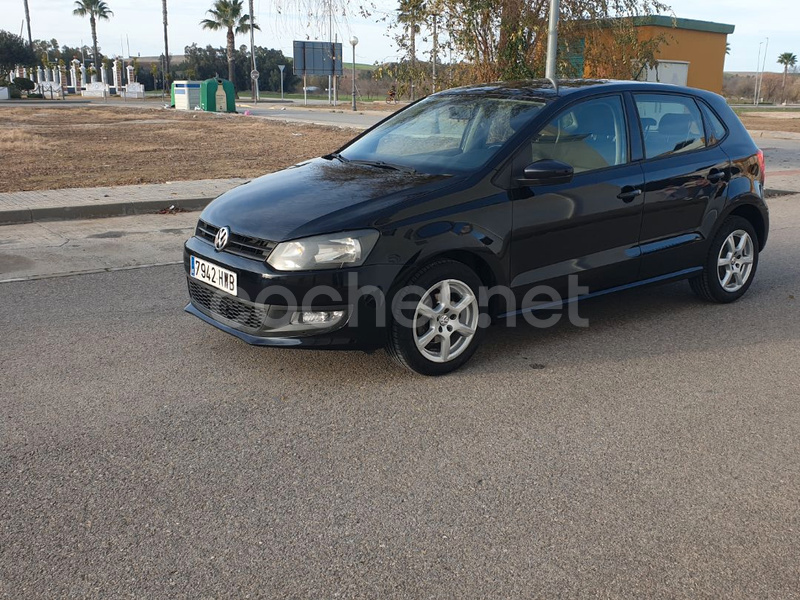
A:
[5,0,798,73]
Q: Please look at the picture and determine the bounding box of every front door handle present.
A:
[707,169,726,184]
[617,187,642,202]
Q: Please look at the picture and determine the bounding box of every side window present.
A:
[526,95,628,174]
[699,102,727,145]
[635,94,707,158]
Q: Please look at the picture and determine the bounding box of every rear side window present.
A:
[634,94,706,159]
[699,102,727,145]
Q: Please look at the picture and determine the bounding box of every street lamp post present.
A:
[545,0,559,80]
[759,36,770,104]
[350,36,358,112]
[249,0,258,104]
[754,41,763,105]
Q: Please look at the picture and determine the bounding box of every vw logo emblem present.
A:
[214,226,230,251]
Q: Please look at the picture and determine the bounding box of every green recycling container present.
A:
[199,78,236,113]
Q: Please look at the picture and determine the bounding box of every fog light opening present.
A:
[291,310,346,325]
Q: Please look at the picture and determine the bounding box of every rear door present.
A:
[509,94,646,299]
[633,93,730,279]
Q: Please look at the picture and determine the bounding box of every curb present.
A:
[0,196,213,226]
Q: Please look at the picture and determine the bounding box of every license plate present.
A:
[190,256,237,296]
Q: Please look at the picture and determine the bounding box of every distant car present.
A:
[302,86,321,93]
[184,79,768,375]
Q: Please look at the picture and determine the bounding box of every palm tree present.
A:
[397,0,425,99]
[200,0,259,89]
[72,0,113,73]
[777,52,798,103]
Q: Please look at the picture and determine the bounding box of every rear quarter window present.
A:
[699,102,728,145]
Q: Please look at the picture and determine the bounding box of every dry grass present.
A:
[0,128,54,153]
[0,105,354,193]
[1,104,797,193]
[739,112,800,134]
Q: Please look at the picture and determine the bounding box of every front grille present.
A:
[196,220,277,261]
[188,280,268,331]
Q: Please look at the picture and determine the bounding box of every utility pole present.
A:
[23,0,33,49]
[162,0,170,87]
[545,0,559,80]
[431,12,438,93]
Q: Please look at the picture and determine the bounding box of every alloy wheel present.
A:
[717,229,755,293]
[412,279,479,363]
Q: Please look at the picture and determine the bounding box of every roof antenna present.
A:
[545,77,559,94]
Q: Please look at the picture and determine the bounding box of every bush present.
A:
[9,86,21,98]
[27,92,44,99]
[12,77,35,92]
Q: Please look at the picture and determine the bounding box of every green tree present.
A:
[72,0,113,72]
[0,30,37,82]
[777,51,798,103]
[200,0,259,90]
[396,1,425,74]
[182,42,298,93]
[397,0,669,86]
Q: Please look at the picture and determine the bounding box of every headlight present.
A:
[267,229,380,271]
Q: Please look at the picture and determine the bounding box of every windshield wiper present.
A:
[347,159,417,174]
[328,152,350,163]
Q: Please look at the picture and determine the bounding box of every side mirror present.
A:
[516,159,574,186]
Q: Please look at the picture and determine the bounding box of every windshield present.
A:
[337,95,546,175]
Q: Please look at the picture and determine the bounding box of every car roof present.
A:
[436,79,717,102]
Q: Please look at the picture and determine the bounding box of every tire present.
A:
[386,260,486,376]
[689,216,759,303]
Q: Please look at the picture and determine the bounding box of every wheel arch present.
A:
[714,195,768,251]
[726,201,767,250]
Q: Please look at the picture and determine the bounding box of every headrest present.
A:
[659,113,696,136]
[573,103,615,136]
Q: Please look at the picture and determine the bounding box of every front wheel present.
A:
[689,216,759,303]
[386,260,486,376]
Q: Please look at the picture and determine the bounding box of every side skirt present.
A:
[499,266,703,319]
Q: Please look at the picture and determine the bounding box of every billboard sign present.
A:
[293,41,343,76]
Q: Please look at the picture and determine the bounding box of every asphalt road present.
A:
[1,196,800,598]
[235,104,384,129]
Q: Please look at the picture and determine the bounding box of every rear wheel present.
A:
[387,260,486,375]
[689,216,759,303]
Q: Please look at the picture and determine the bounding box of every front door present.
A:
[509,94,645,301]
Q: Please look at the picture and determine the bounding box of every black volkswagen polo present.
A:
[184,80,768,375]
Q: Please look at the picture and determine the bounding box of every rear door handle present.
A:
[707,169,726,183]
[617,187,642,202]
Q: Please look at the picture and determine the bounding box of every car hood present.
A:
[199,158,455,241]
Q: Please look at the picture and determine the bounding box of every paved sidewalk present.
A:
[0,178,247,226]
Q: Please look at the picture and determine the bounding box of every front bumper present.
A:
[183,236,403,350]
